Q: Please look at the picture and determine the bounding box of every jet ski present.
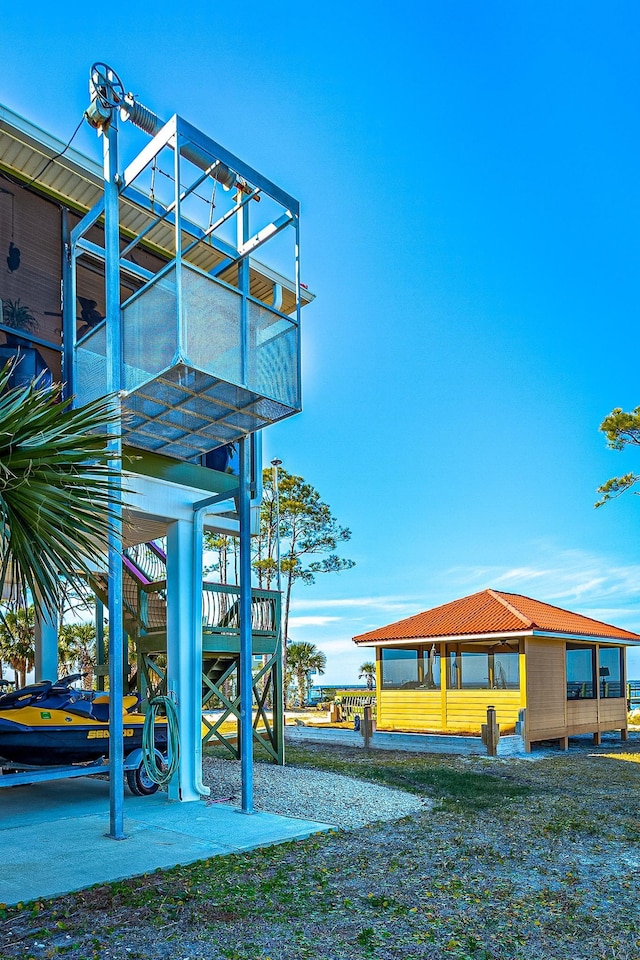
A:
[0,674,168,767]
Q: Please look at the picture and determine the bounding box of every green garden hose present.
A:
[141,695,180,786]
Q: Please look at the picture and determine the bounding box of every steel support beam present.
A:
[166,518,206,801]
[104,119,126,841]
[34,602,58,683]
[239,436,254,813]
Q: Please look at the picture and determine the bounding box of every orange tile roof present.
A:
[352,589,640,644]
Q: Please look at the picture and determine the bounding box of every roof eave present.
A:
[354,629,534,646]
[354,627,640,646]
[531,629,640,646]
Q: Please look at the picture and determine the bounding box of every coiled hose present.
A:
[141,695,180,786]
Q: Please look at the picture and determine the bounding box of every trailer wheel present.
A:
[126,759,159,796]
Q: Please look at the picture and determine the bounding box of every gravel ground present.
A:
[202,757,429,827]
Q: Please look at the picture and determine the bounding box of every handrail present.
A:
[127,569,280,636]
[125,542,167,584]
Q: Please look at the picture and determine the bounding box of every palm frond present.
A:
[0,364,121,613]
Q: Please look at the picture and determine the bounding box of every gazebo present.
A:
[353,589,640,751]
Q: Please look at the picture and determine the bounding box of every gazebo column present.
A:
[440,642,447,730]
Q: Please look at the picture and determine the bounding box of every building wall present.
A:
[377,690,442,732]
[524,636,627,747]
[0,183,63,381]
[377,688,521,733]
[524,636,567,741]
[445,689,521,732]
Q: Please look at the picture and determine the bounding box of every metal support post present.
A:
[271,457,286,752]
[239,436,254,813]
[95,599,105,691]
[166,518,204,801]
[190,492,238,795]
[237,188,250,385]
[104,119,126,840]
[61,207,73,400]
[34,602,58,682]
[271,459,282,596]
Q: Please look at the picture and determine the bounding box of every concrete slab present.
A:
[0,778,334,906]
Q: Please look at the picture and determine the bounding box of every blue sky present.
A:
[3,2,640,682]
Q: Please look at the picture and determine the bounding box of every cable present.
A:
[141,694,180,786]
[28,116,86,185]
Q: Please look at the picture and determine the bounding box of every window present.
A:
[447,647,519,690]
[381,648,418,688]
[599,647,623,698]
[457,652,490,689]
[566,644,595,699]
[493,651,520,690]
[421,645,441,689]
[380,646,441,689]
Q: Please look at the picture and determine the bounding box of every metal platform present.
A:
[72,113,303,462]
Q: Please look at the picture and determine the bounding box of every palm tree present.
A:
[0,365,119,613]
[58,622,97,689]
[359,661,376,691]
[0,603,35,688]
[286,641,327,707]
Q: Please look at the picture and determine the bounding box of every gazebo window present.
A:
[493,650,520,689]
[566,644,595,699]
[599,647,623,698]
[380,647,441,689]
[381,648,418,688]
[421,644,441,689]
[447,647,519,690]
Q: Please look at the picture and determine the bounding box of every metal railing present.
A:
[336,694,377,722]
[202,582,278,636]
[125,541,167,584]
[125,571,278,639]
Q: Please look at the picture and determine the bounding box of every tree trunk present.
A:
[79,652,94,691]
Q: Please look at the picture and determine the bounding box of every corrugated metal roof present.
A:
[353,589,640,644]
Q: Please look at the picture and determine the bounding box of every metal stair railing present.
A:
[203,583,278,636]
[125,540,167,585]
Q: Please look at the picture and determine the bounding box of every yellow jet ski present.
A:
[0,675,167,791]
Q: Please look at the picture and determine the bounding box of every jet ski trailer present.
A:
[0,675,168,796]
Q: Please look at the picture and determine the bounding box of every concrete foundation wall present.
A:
[284,725,527,757]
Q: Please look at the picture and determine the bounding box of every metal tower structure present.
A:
[67,64,303,837]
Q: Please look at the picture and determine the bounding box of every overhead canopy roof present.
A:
[353,589,640,645]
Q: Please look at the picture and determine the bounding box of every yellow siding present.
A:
[519,646,527,709]
[377,688,519,733]
[445,690,520,732]
[378,690,442,731]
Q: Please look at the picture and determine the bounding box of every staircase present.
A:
[89,541,284,762]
